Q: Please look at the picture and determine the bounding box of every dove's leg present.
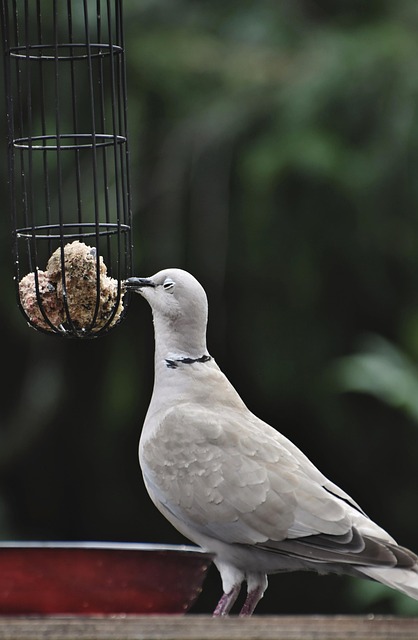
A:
[239,573,268,617]
[212,585,241,616]
[213,561,244,616]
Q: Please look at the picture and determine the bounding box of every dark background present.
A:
[1,0,418,615]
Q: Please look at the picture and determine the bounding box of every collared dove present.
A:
[125,268,418,616]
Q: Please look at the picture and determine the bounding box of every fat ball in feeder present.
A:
[19,241,126,334]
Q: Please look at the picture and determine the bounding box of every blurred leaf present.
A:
[349,576,418,615]
[333,334,418,422]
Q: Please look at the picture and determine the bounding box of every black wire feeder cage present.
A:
[0,0,133,338]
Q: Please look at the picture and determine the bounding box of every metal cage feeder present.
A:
[1,0,133,338]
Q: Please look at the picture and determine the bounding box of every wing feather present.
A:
[140,403,356,546]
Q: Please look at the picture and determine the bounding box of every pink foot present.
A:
[212,584,241,616]
[239,585,265,616]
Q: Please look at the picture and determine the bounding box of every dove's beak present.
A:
[124,277,155,291]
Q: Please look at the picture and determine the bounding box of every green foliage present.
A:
[334,334,418,420]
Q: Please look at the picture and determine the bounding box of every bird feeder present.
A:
[0,0,133,337]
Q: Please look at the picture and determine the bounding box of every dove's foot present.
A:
[239,584,265,616]
[212,585,240,616]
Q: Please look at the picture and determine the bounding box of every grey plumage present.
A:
[125,269,418,616]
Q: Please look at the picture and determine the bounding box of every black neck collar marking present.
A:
[165,354,212,369]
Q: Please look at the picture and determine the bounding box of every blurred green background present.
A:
[1,0,418,615]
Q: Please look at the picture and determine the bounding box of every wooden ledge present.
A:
[0,615,417,640]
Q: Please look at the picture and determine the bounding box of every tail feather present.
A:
[358,565,418,601]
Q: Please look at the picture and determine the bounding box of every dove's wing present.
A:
[140,403,397,566]
[140,403,415,570]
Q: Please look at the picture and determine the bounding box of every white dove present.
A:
[125,268,418,616]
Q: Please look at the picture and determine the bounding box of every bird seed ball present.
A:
[19,241,125,332]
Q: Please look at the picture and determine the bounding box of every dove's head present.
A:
[125,268,209,358]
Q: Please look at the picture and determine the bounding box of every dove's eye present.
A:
[163,278,175,291]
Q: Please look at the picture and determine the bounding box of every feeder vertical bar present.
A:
[102,3,114,272]
[24,0,38,297]
[53,0,72,333]
[67,0,83,233]
[101,0,123,326]
[53,1,64,242]
[36,0,53,258]
[0,0,18,284]
[96,0,111,225]
[96,0,112,262]
[12,0,31,278]
[83,0,101,330]
[117,0,132,275]
[106,0,122,287]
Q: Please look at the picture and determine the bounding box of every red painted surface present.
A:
[0,546,212,614]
